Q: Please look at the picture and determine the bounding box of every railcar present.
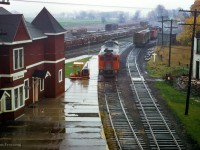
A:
[105,23,118,31]
[64,24,145,50]
[149,27,159,39]
[65,40,72,50]
[133,29,150,47]
[98,40,120,77]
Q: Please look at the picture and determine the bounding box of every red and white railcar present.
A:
[98,40,120,77]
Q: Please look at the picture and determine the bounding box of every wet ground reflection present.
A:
[0,56,107,150]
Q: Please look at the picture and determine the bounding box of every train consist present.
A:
[133,27,160,47]
[98,40,120,77]
[64,23,145,50]
[65,22,160,50]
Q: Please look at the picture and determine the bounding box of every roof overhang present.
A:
[45,31,66,36]
[0,39,32,45]
[32,70,51,79]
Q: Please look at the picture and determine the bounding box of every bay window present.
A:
[13,48,24,70]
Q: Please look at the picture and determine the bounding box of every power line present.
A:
[179,9,200,116]
[12,0,153,10]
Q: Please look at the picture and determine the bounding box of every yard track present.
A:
[99,77,146,150]
[127,49,185,150]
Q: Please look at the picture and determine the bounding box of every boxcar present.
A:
[133,29,150,47]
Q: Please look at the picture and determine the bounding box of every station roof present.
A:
[32,7,66,35]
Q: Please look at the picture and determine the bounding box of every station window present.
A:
[24,79,29,100]
[58,69,63,83]
[14,88,19,109]
[19,86,23,106]
[197,39,200,54]
[40,79,44,91]
[14,86,24,110]
[13,48,24,70]
[5,90,12,111]
[0,99,2,113]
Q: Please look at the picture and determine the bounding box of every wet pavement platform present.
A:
[60,55,108,150]
[0,55,108,150]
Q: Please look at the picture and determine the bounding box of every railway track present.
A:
[99,78,146,150]
[65,37,133,58]
[127,49,185,150]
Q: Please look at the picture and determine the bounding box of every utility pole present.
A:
[164,19,178,67]
[0,0,10,5]
[158,16,168,46]
[179,9,200,115]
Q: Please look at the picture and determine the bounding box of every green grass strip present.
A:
[156,81,200,147]
[65,57,91,78]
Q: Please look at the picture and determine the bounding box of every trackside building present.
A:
[0,7,66,121]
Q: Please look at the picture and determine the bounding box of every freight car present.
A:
[98,40,120,77]
[105,23,118,31]
[65,24,144,50]
[140,21,149,27]
[149,27,159,39]
[133,29,150,47]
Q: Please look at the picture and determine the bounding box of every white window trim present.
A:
[1,84,25,112]
[0,98,2,113]
[40,79,44,91]
[58,69,63,83]
[13,86,24,110]
[13,47,24,70]
[4,90,13,112]
[24,79,29,100]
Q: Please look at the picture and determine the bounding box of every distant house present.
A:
[0,7,66,121]
[193,32,200,79]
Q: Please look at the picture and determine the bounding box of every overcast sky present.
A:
[2,0,195,17]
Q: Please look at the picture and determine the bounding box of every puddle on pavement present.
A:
[0,55,107,149]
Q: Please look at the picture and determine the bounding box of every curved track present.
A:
[127,49,185,150]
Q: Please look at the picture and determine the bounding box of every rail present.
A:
[102,79,145,149]
[127,50,183,150]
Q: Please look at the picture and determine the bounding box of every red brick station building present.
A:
[0,7,66,121]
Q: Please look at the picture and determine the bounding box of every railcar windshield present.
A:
[99,40,119,55]
[104,40,119,47]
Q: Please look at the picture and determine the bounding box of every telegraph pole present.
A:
[164,20,178,67]
[180,9,199,115]
[158,16,168,45]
